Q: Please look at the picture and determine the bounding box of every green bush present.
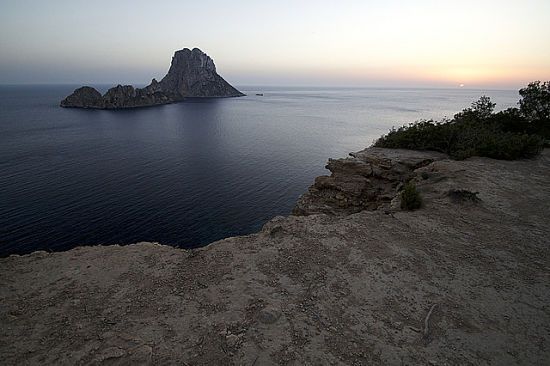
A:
[519,81,550,123]
[401,182,422,210]
[375,82,548,160]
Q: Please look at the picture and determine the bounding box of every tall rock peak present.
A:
[60,47,244,109]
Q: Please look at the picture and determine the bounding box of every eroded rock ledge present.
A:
[1,148,549,365]
[60,48,244,109]
[294,148,446,215]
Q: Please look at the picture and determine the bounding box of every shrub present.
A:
[401,182,422,210]
[374,119,457,154]
[470,131,543,160]
[375,82,548,160]
[519,81,550,122]
[454,95,495,120]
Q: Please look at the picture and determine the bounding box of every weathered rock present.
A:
[60,86,105,109]
[60,48,244,109]
[293,147,446,215]
[225,334,240,347]
[447,188,481,203]
[159,48,243,99]
[259,306,281,324]
[93,347,126,362]
[102,85,136,108]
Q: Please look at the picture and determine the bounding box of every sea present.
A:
[0,85,519,256]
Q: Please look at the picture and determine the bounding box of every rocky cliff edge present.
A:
[1,148,549,365]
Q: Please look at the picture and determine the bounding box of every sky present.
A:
[1,0,549,88]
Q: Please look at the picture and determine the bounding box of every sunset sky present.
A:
[1,0,549,88]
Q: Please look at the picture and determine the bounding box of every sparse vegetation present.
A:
[375,81,549,160]
[447,189,481,203]
[400,182,422,210]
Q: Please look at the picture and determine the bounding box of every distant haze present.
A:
[1,0,549,88]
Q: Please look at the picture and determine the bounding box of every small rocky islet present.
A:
[60,48,244,109]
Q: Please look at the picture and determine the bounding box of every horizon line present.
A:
[0,82,522,92]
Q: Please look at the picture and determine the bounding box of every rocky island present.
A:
[1,147,549,365]
[60,48,244,109]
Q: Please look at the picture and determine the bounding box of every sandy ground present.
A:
[1,149,549,365]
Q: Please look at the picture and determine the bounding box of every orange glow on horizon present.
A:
[1,0,549,87]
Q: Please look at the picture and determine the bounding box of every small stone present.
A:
[382,262,393,274]
[226,334,240,347]
[129,345,153,363]
[94,347,125,362]
[259,307,281,324]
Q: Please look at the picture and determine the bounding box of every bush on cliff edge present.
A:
[374,81,549,160]
[401,182,422,210]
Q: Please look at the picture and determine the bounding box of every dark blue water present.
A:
[0,85,519,256]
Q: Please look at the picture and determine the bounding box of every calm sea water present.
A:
[0,85,519,256]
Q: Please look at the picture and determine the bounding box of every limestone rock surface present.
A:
[293,147,446,215]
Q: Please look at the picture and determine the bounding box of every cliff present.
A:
[1,148,549,365]
[293,148,446,215]
[60,48,244,109]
